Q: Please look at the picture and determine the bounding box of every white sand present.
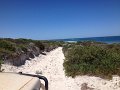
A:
[2,47,120,90]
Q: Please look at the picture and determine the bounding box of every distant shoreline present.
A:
[54,36,120,44]
[65,40,120,44]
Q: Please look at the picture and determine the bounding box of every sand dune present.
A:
[2,47,120,90]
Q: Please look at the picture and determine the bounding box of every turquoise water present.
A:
[57,36,120,44]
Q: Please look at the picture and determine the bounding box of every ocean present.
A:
[56,36,120,44]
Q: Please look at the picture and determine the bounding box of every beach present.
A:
[2,47,120,90]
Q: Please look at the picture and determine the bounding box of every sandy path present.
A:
[2,47,78,90]
[2,47,120,90]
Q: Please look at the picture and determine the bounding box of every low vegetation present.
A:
[0,58,3,71]
[63,41,120,79]
[1,38,120,79]
[0,38,64,66]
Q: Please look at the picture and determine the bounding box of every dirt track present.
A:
[2,47,120,90]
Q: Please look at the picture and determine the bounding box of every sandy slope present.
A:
[2,47,120,90]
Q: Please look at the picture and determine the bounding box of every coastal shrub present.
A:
[63,45,120,79]
[15,38,33,44]
[34,41,45,51]
[62,43,75,54]
[0,58,3,71]
[0,40,16,52]
[0,38,64,65]
[41,41,64,51]
[18,44,28,53]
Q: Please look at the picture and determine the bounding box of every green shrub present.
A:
[41,41,64,51]
[63,45,120,79]
[15,38,33,44]
[18,44,28,53]
[0,40,16,52]
[0,58,3,71]
[35,41,45,51]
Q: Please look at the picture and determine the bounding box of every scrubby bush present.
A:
[41,41,64,52]
[18,44,28,53]
[0,40,16,52]
[34,41,45,51]
[0,38,63,65]
[15,38,33,44]
[63,44,120,79]
[0,58,3,71]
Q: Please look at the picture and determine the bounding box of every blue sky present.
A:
[0,0,120,40]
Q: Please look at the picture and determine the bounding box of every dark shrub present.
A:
[0,58,3,71]
[63,44,120,79]
[18,44,28,53]
[0,40,16,52]
[35,41,45,51]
